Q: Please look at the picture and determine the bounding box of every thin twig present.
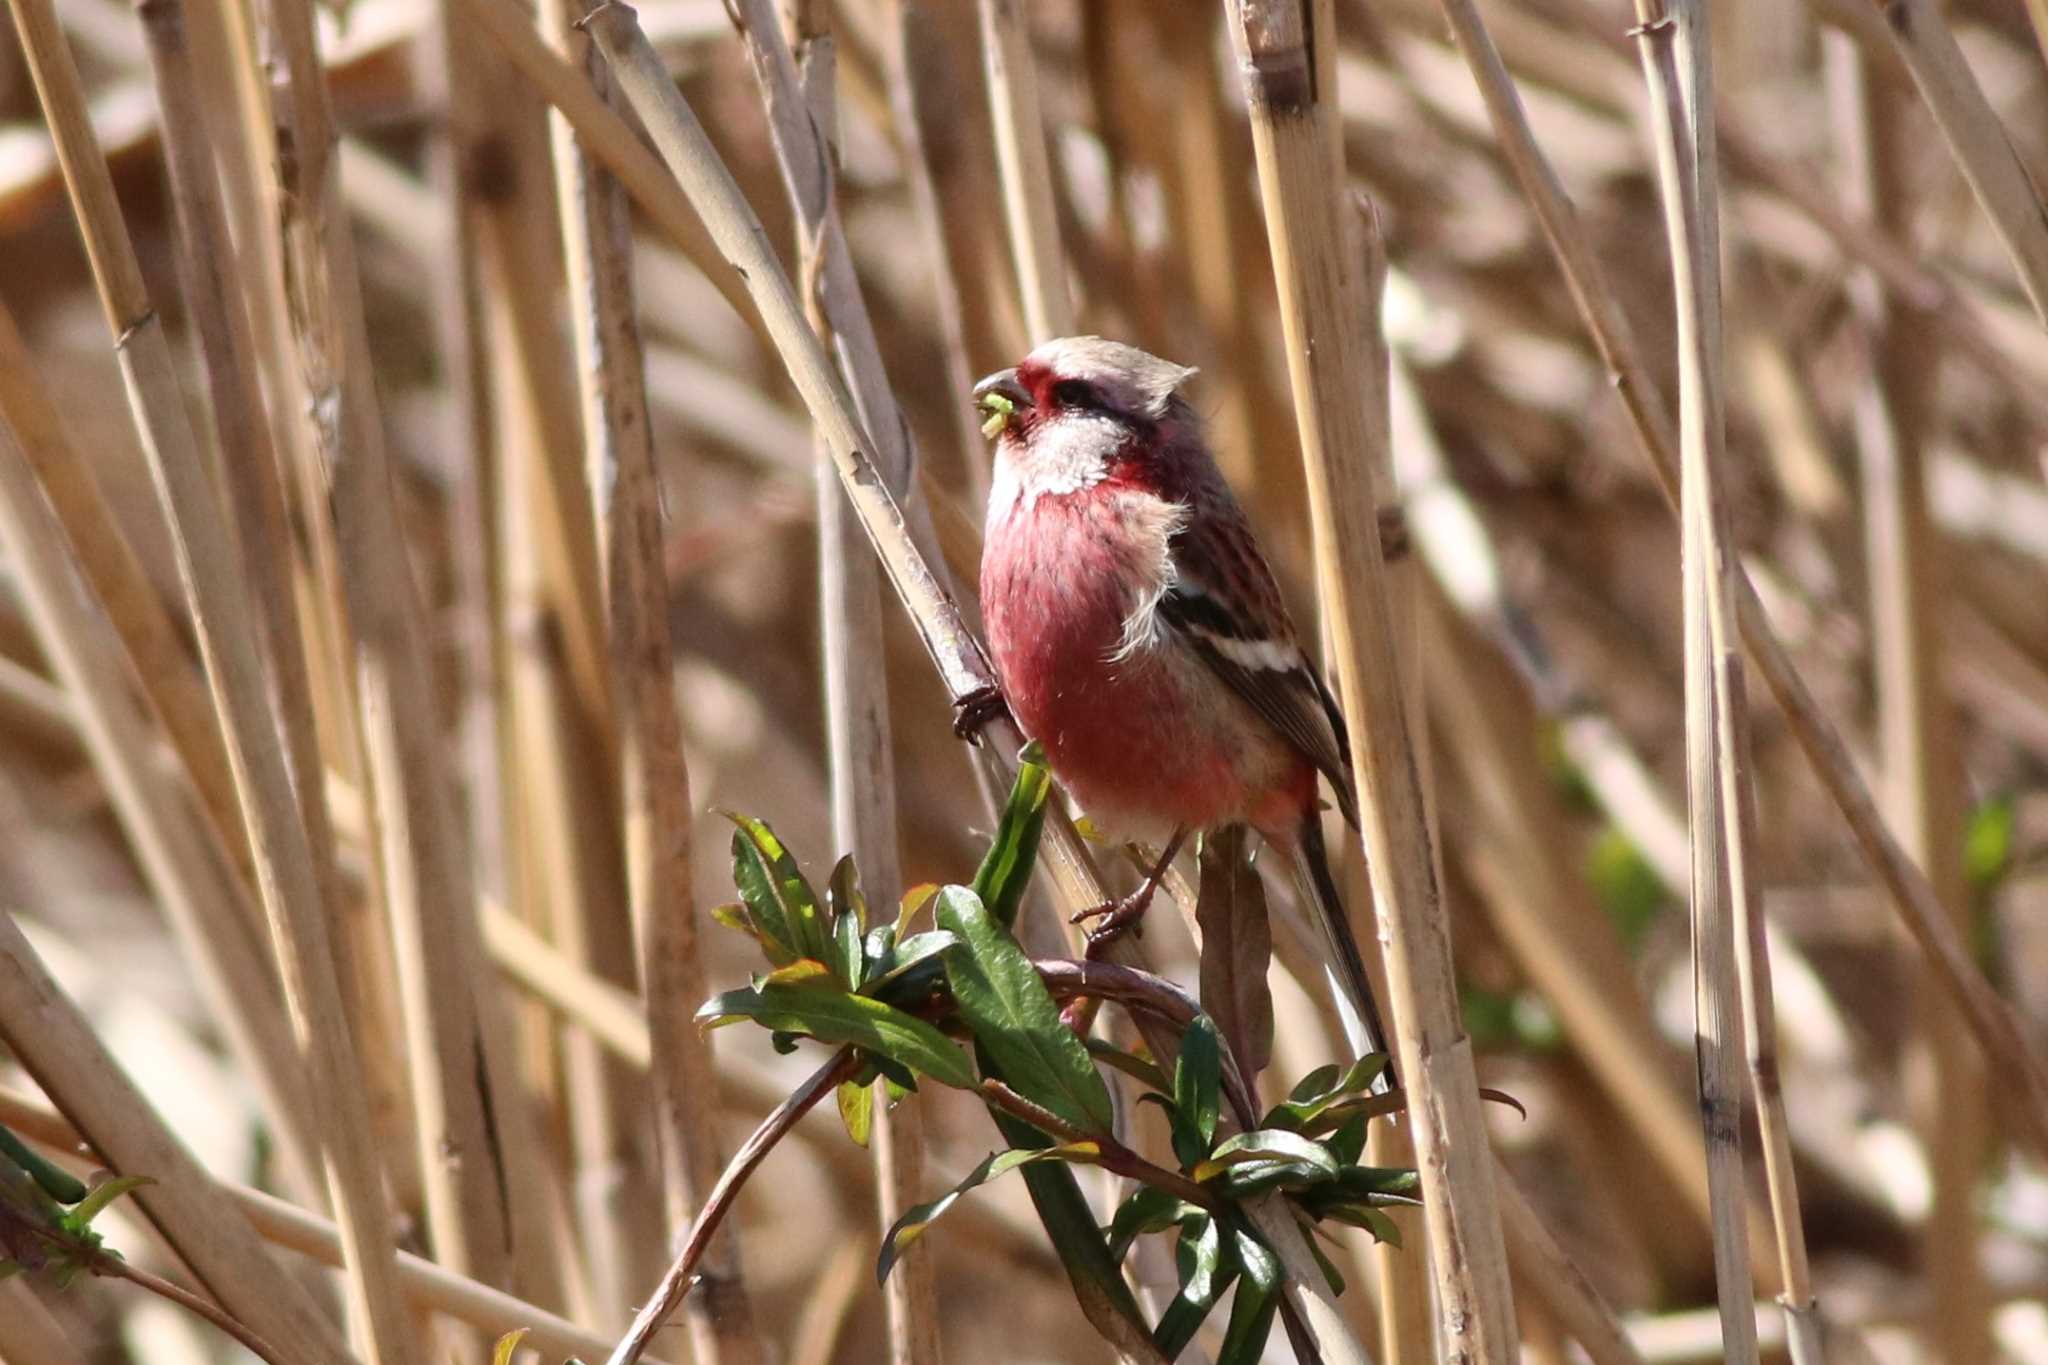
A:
[606,1048,863,1365]
[975,1081,1218,1211]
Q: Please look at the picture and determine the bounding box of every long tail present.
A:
[1291,816,1395,1083]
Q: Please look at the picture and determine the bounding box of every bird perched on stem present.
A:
[964,335,1390,1063]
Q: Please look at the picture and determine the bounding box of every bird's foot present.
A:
[1072,885,1155,957]
[951,684,1009,745]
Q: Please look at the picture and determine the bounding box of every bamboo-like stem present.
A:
[1828,31,1983,1364]
[0,413,321,1203]
[1496,1184,1648,1365]
[1221,3,1517,1357]
[0,1088,683,1365]
[5,4,417,1355]
[258,0,548,1300]
[546,0,753,1345]
[1631,5,1758,1357]
[977,0,1072,339]
[775,1,936,1360]
[1863,0,2048,324]
[0,914,354,1365]
[1427,0,2048,1157]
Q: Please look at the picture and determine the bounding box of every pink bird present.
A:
[967,336,1389,1062]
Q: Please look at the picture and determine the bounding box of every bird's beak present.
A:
[973,368,1033,437]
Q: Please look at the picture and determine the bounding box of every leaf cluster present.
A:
[0,1121,150,1289]
[699,747,1419,1361]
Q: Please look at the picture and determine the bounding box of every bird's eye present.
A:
[1050,379,1099,410]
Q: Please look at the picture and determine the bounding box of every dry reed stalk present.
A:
[977,0,1072,339]
[5,4,419,1355]
[1861,0,2048,323]
[545,0,756,1345]
[1722,690,1825,1362]
[777,2,937,1360]
[0,1279,76,1365]
[880,0,993,503]
[1495,1179,1647,1365]
[1632,4,1759,1356]
[1222,2,1517,1357]
[1429,0,2048,1159]
[452,0,759,334]
[0,915,354,1365]
[1828,34,1984,1364]
[0,285,245,899]
[1351,206,1437,1365]
[0,417,321,1201]
[0,1089,682,1365]
[255,0,552,1301]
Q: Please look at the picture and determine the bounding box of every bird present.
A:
[965,334,1390,1065]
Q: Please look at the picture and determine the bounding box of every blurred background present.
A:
[1,0,2046,1361]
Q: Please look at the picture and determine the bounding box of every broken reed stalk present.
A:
[0,1089,683,1365]
[0,322,322,1202]
[549,0,762,1349]
[977,0,1073,339]
[1827,34,1983,1364]
[772,1,938,1360]
[1865,0,2048,324]
[0,915,354,1365]
[5,3,419,1356]
[1430,0,2048,1160]
[1632,3,1759,1358]
[1222,1,1517,1357]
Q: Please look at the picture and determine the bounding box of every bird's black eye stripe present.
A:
[1051,378,1101,410]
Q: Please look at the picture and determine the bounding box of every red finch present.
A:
[968,336,1389,1062]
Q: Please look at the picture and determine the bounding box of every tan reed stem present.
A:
[5,2,418,1353]
[1828,29,1982,1364]
[0,914,355,1365]
[1427,0,2048,1159]
[1631,4,1759,1356]
[1221,2,1517,1356]
[977,0,1072,339]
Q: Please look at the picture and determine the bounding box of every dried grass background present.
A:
[0,0,2047,1361]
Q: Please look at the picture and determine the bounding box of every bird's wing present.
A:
[1159,504,1360,828]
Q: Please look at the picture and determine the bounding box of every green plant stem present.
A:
[974,1081,1219,1212]
[5,1218,286,1365]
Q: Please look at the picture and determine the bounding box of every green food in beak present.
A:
[978,391,1016,437]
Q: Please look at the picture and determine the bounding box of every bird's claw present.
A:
[951,684,1008,745]
[1072,890,1151,958]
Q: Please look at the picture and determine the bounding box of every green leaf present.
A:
[863,931,961,1004]
[837,1079,874,1148]
[969,743,1053,930]
[697,985,976,1090]
[939,886,1115,1134]
[1964,795,2016,891]
[863,923,897,982]
[1151,1214,1233,1357]
[877,1143,1100,1284]
[708,901,758,942]
[492,1329,529,1365]
[1193,1129,1339,1184]
[897,883,940,931]
[827,855,869,987]
[1084,1037,1170,1095]
[1265,1054,1390,1130]
[61,1175,152,1231]
[1171,1016,1222,1168]
[1104,1184,1190,1264]
[1587,825,1668,951]
[1216,1226,1281,1365]
[759,958,835,989]
[1287,1064,1341,1105]
[0,1123,87,1205]
[724,813,829,965]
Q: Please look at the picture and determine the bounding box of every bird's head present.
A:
[974,337,1199,508]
